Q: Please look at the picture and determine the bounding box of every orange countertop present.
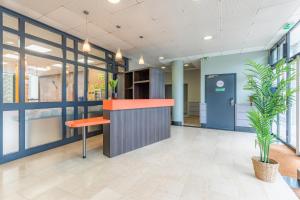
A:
[65,117,110,128]
[103,99,175,111]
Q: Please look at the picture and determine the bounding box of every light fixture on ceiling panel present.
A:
[203,35,213,40]
[115,48,122,60]
[82,10,91,53]
[108,0,120,4]
[161,66,166,69]
[139,55,145,65]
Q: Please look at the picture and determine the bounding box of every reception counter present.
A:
[103,99,174,157]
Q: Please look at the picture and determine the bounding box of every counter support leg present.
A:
[82,126,86,158]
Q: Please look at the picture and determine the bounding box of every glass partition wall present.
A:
[0,7,128,163]
[269,21,300,154]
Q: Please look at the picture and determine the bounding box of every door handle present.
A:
[230,98,235,107]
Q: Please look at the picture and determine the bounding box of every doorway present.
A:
[165,84,188,114]
[205,73,236,130]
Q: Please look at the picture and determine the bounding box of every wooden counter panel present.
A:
[103,107,171,157]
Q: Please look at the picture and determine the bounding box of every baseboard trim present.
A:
[172,121,183,126]
[235,126,255,133]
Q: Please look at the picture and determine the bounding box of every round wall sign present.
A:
[216,80,224,87]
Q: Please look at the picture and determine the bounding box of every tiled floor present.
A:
[0,126,297,200]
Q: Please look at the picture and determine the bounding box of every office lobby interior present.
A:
[1,0,300,199]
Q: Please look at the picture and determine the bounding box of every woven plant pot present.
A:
[251,156,279,183]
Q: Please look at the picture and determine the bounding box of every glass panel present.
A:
[67,64,75,101]
[290,62,297,147]
[25,108,62,148]
[108,72,113,99]
[3,49,19,103]
[25,55,62,102]
[78,41,83,52]
[3,111,19,155]
[279,71,287,142]
[88,57,106,69]
[89,47,105,59]
[78,54,85,64]
[3,31,20,48]
[3,13,18,30]
[88,68,106,101]
[271,48,277,64]
[78,106,84,135]
[66,38,74,49]
[25,38,62,58]
[66,50,74,61]
[66,107,74,138]
[88,105,103,132]
[25,22,61,44]
[278,41,285,60]
[118,66,125,73]
[290,24,300,57]
[78,66,85,101]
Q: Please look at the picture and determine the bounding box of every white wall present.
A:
[165,69,200,102]
[201,51,268,104]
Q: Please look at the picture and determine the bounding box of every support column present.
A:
[171,60,184,126]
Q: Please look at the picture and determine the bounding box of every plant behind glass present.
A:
[245,59,296,163]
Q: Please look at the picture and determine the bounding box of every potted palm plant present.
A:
[109,79,118,99]
[245,59,296,182]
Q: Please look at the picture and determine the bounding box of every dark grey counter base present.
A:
[103,107,171,157]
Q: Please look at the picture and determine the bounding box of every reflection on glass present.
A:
[88,57,106,69]
[3,49,19,103]
[78,54,85,64]
[278,41,285,60]
[78,66,85,101]
[89,47,105,59]
[3,31,20,48]
[3,13,18,30]
[3,111,19,155]
[66,38,74,49]
[271,48,277,65]
[88,105,103,132]
[25,55,62,102]
[88,68,106,101]
[66,107,74,138]
[25,38,62,58]
[78,106,84,135]
[25,22,61,44]
[67,64,74,101]
[67,51,74,61]
[108,72,113,99]
[25,108,62,148]
[290,24,300,57]
[279,72,287,142]
[290,62,297,147]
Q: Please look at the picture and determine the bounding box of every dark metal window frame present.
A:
[0,6,128,164]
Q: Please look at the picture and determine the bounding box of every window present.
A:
[66,38,74,49]
[88,105,103,132]
[89,47,105,59]
[78,66,85,101]
[88,57,106,69]
[25,108,62,148]
[88,68,106,101]
[290,24,300,57]
[3,31,20,48]
[66,107,74,138]
[271,48,278,65]
[25,55,62,102]
[66,64,75,102]
[278,41,285,60]
[3,49,19,103]
[3,111,19,155]
[278,71,287,142]
[290,62,297,147]
[3,13,18,30]
[66,50,74,61]
[25,22,62,44]
[108,72,113,99]
[25,38,62,58]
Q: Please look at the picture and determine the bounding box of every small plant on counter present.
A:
[109,79,118,99]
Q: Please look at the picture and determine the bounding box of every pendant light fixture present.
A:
[115,48,122,60]
[138,35,145,65]
[82,10,91,53]
[138,55,144,65]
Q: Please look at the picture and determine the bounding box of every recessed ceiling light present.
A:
[4,54,19,60]
[108,0,120,4]
[161,66,166,69]
[159,56,165,60]
[204,35,213,40]
[184,63,189,67]
[26,44,51,53]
